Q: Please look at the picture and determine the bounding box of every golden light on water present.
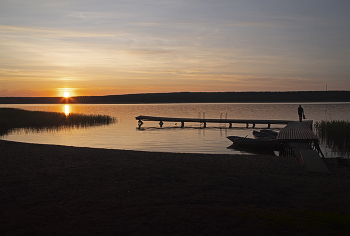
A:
[64,105,70,116]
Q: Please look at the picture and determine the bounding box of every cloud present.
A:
[66,11,127,20]
[0,24,120,38]
[0,68,20,73]
[0,0,349,96]
[125,49,172,55]
[227,21,275,28]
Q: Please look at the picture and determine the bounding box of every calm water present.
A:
[1,103,349,157]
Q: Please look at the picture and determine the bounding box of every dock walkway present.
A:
[135,115,294,128]
[277,121,316,141]
[277,121,330,173]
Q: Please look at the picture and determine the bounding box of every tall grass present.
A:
[314,120,350,157]
[0,108,116,136]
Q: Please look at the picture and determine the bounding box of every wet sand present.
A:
[1,140,349,235]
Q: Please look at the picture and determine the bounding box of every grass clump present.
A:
[314,120,350,157]
[0,108,116,136]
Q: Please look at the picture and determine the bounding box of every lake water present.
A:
[1,103,349,157]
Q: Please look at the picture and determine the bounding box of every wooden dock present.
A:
[277,121,330,173]
[135,115,294,128]
[277,121,316,141]
[136,116,330,173]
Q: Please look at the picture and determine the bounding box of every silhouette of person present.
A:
[298,105,304,122]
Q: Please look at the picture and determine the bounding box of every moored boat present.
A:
[260,129,278,136]
[252,130,278,139]
[227,135,278,149]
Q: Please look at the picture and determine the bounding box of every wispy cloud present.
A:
[0,0,349,96]
[125,49,173,55]
[66,11,127,20]
[0,24,121,38]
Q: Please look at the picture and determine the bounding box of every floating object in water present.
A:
[227,136,278,149]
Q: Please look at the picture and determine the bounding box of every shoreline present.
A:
[1,91,350,104]
[1,140,349,235]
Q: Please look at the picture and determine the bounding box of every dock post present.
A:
[229,123,232,128]
[246,123,249,128]
[268,123,271,128]
[181,121,184,128]
[203,121,207,128]
[315,141,325,158]
[252,123,255,128]
[138,119,143,128]
[159,121,164,128]
[220,113,222,127]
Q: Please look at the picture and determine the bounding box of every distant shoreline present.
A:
[1,91,349,104]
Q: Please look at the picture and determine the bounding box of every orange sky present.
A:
[1,0,349,97]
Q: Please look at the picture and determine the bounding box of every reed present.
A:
[0,108,116,136]
[314,120,350,156]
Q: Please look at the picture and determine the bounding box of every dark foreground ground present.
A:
[1,140,349,236]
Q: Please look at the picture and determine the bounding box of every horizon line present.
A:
[1,90,349,98]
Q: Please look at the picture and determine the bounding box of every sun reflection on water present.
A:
[64,105,70,116]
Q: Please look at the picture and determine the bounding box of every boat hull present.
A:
[252,130,278,139]
[227,136,278,149]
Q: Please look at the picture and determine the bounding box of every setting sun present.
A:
[63,92,70,98]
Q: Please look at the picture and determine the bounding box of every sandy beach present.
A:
[1,139,349,235]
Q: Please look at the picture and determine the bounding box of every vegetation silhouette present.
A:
[1,91,349,104]
[315,120,350,157]
[0,108,116,136]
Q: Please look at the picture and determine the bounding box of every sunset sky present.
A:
[0,0,349,97]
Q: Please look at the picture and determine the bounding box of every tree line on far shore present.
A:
[1,91,349,104]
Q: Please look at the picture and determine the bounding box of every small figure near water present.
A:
[298,105,304,122]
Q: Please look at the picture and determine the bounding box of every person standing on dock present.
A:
[298,105,304,122]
